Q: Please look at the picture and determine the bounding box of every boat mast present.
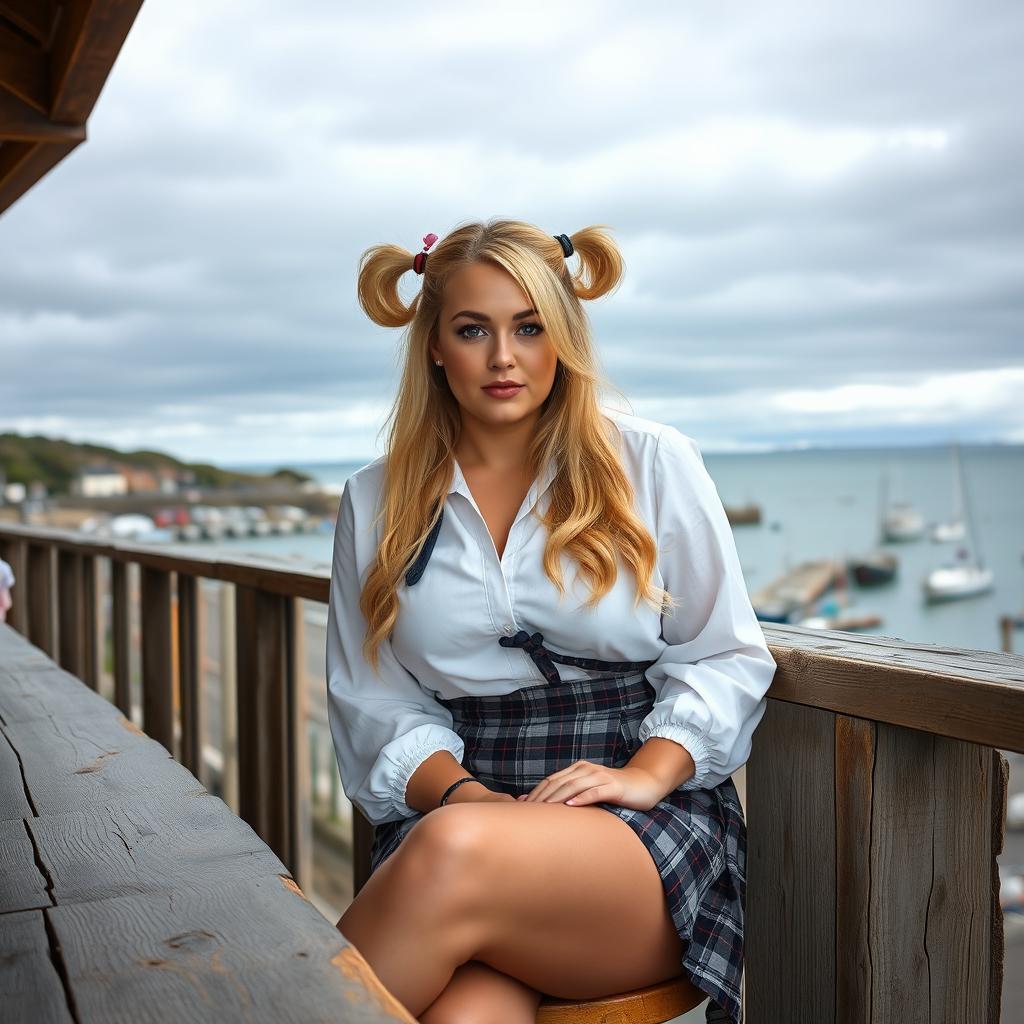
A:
[958,444,985,570]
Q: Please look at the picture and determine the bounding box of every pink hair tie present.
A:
[413,232,439,275]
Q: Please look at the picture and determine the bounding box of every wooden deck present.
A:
[1,521,1023,1021]
[0,621,414,1023]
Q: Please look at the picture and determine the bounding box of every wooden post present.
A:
[291,597,313,892]
[57,549,84,677]
[234,583,300,877]
[110,559,132,716]
[26,541,55,656]
[745,699,1004,1022]
[81,553,99,690]
[139,565,174,753]
[177,573,201,777]
[219,582,238,811]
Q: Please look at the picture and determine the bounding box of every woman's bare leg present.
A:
[335,801,692,1019]
[419,960,541,1024]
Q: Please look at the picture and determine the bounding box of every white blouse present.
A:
[326,409,777,827]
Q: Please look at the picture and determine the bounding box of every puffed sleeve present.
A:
[638,426,777,791]
[326,475,465,826]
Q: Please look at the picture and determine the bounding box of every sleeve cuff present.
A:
[638,719,714,791]
[390,729,466,815]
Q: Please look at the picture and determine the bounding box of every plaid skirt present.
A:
[367,669,746,1024]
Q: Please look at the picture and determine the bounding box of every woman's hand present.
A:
[516,761,666,812]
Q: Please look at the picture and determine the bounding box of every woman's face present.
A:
[431,260,558,431]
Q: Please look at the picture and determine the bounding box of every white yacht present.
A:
[922,446,994,602]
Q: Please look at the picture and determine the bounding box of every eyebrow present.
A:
[450,308,538,322]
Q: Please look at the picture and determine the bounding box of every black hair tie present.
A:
[554,232,574,258]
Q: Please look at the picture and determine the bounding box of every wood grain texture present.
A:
[2,709,196,815]
[746,699,837,1023]
[0,909,74,1024]
[0,817,50,913]
[235,583,299,876]
[51,875,417,1023]
[835,714,874,1024]
[0,621,413,1023]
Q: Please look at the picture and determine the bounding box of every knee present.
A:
[392,804,493,895]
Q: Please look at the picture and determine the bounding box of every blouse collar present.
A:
[448,455,559,509]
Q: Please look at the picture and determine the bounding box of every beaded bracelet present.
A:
[439,775,479,807]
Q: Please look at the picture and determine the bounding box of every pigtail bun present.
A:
[356,243,421,328]
[564,224,624,301]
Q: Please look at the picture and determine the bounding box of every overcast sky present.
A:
[2,0,1022,465]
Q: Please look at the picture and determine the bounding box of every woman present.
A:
[326,219,776,1024]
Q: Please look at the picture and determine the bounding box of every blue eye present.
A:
[456,322,544,339]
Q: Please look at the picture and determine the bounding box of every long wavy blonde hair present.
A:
[355,218,675,673]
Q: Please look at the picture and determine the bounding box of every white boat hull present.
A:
[922,566,994,602]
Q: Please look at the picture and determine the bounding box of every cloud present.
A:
[1,0,1021,462]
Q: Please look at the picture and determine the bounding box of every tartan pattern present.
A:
[367,669,746,1024]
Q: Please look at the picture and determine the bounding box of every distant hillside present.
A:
[0,433,313,495]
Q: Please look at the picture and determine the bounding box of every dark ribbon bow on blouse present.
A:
[498,628,656,686]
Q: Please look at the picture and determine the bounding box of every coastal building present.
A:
[72,464,128,497]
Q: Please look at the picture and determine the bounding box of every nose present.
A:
[489,331,517,367]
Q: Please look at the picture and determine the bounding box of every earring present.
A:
[435,360,443,366]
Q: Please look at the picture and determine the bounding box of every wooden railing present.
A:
[1,521,1021,1022]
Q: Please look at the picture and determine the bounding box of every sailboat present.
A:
[881,462,925,541]
[922,445,994,602]
[930,441,967,542]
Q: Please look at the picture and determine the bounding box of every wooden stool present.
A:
[536,973,707,1023]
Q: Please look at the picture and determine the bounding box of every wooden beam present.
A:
[0,88,84,141]
[0,136,82,214]
[0,20,48,114]
[50,0,144,124]
[140,565,174,752]
[110,557,131,717]
[0,1,55,45]
[235,584,300,877]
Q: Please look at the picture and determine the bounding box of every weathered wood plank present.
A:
[926,735,992,1021]
[835,714,874,1024]
[0,618,51,670]
[0,817,50,912]
[745,699,836,1023]
[0,664,120,723]
[0,909,74,1024]
[1,710,199,815]
[27,792,288,907]
[990,750,1008,1023]
[50,876,416,1023]
[0,725,34,820]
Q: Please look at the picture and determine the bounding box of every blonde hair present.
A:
[355,218,675,673]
